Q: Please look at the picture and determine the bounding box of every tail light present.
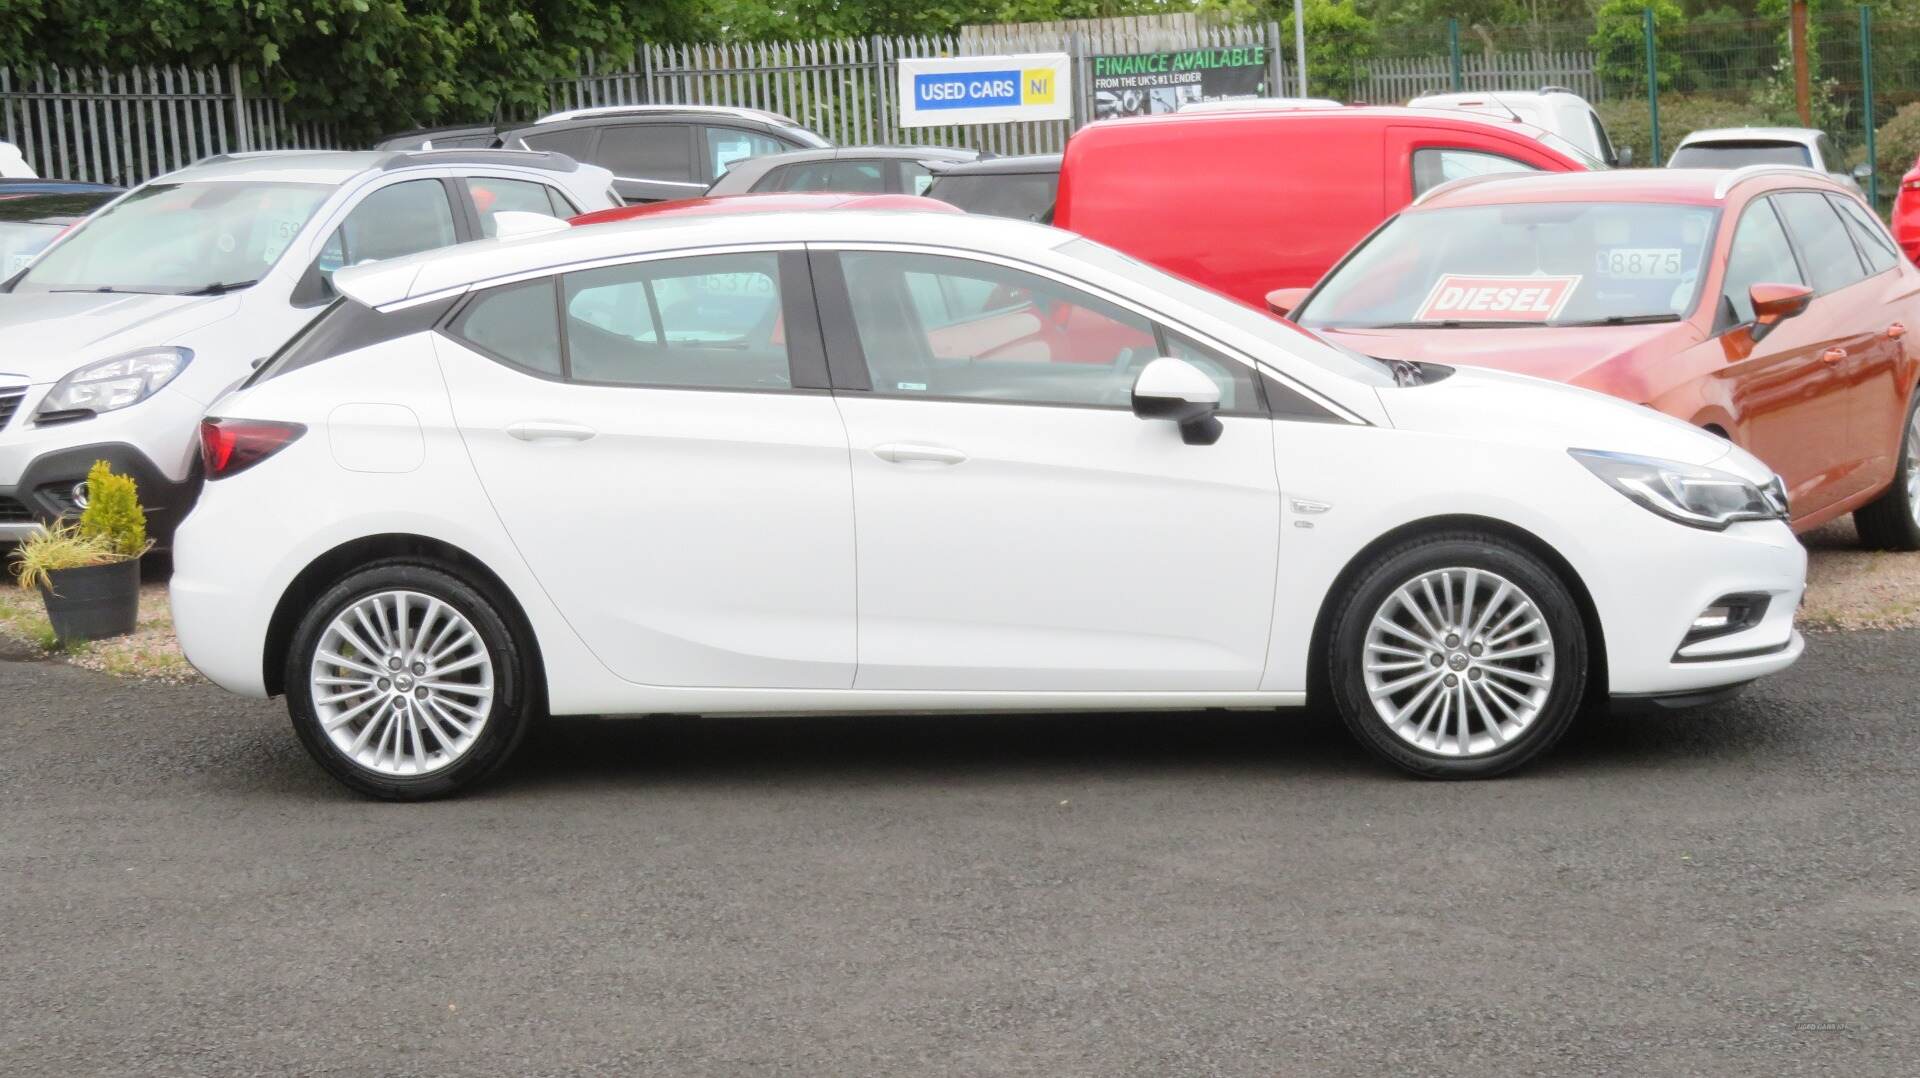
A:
[199,417,306,479]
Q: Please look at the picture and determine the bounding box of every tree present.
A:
[1591,0,1685,95]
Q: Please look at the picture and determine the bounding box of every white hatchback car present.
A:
[0,149,614,543]
[171,211,1806,799]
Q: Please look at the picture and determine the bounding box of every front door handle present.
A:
[873,443,967,466]
[1889,322,1907,340]
[506,420,597,443]
[1821,347,1848,365]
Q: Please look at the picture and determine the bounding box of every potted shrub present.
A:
[11,461,149,643]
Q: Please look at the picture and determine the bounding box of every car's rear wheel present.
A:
[1853,393,1920,551]
[285,560,535,800]
[1327,532,1588,778]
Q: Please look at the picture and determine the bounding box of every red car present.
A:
[1892,155,1920,263]
[1279,166,1920,545]
[1053,105,1599,309]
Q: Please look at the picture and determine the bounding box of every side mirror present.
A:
[1265,286,1313,319]
[1750,282,1813,341]
[1852,162,1874,181]
[1616,146,1634,168]
[1131,357,1223,445]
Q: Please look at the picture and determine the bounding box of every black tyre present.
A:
[1326,532,1588,779]
[285,559,536,800]
[1853,392,1920,551]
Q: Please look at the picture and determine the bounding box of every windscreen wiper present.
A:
[176,280,259,296]
[1365,320,1535,329]
[1550,313,1683,327]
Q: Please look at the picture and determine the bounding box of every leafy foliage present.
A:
[1591,0,1686,95]
[77,461,148,560]
[1874,100,1920,182]
[11,523,118,592]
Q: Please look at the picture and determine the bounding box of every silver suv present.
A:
[0,149,616,542]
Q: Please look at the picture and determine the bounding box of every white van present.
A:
[1409,87,1625,167]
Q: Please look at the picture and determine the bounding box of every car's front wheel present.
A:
[285,560,536,800]
[1853,392,1920,551]
[1327,532,1588,778]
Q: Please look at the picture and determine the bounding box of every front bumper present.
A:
[1590,516,1806,698]
[0,442,201,544]
[0,384,205,544]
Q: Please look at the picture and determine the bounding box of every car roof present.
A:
[539,103,802,127]
[1411,165,1853,210]
[929,153,1061,176]
[153,148,585,185]
[374,122,497,141]
[336,208,1058,308]
[1677,127,1822,145]
[1078,105,1565,148]
[572,192,965,227]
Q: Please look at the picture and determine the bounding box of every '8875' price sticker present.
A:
[1597,247,1683,278]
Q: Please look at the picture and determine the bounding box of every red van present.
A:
[1053,106,1600,307]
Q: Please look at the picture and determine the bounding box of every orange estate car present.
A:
[1276,166,1920,547]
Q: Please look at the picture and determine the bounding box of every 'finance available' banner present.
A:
[1091,46,1268,119]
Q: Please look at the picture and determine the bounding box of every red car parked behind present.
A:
[1282,166,1920,546]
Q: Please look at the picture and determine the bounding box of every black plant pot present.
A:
[38,559,140,643]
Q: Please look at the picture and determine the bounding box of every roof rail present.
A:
[1711,163,1831,198]
[1410,169,1536,206]
[192,149,337,168]
[383,149,581,174]
[536,103,801,127]
[1539,84,1574,95]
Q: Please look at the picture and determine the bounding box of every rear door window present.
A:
[1773,190,1867,294]
[561,252,789,390]
[463,177,573,237]
[1410,148,1538,197]
[899,160,936,195]
[1828,193,1900,275]
[704,127,794,180]
[598,124,694,181]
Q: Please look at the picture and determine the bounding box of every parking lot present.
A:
[4,624,1915,1076]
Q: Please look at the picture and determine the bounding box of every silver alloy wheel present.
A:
[1907,409,1920,526]
[308,589,495,777]
[1361,567,1555,757]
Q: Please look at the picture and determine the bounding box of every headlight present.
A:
[1570,448,1787,530]
[35,346,192,422]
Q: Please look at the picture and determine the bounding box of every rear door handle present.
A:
[506,420,597,443]
[1821,347,1848,365]
[873,443,967,466]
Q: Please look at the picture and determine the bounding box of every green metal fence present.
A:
[1351,6,1918,215]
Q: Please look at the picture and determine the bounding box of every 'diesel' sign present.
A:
[897,54,1073,128]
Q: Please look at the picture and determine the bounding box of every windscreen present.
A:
[9,181,331,295]
[1296,201,1719,329]
[0,192,111,277]
[1669,141,1812,168]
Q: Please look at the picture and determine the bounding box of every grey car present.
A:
[705,145,981,197]
[497,105,830,203]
